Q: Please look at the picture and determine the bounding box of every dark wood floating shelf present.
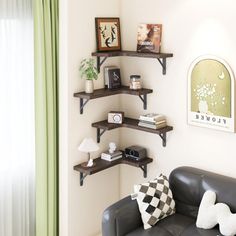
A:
[92,117,173,147]
[92,50,173,75]
[74,86,153,114]
[74,156,153,186]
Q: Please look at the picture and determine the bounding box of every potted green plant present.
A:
[79,58,98,93]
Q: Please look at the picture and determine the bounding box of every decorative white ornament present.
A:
[109,142,116,154]
[87,159,93,167]
[196,190,236,236]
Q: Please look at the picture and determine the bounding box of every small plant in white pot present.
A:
[79,58,98,93]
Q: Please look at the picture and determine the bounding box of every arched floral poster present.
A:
[188,55,235,132]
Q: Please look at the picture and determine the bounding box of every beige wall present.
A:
[119,0,236,197]
[59,0,121,235]
[60,0,236,235]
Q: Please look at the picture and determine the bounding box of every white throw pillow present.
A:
[196,190,236,236]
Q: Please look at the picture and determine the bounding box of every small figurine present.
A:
[109,142,116,154]
[87,158,94,167]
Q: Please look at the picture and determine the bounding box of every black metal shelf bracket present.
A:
[140,165,147,178]
[159,132,167,147]
[97,128,106,143]
[138,94,147,110]
[80,172,88,186]
[80,98,89,114]
[157,58,167,75]
[97,56,108,73]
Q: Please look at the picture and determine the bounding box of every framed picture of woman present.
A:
[95,17,121,52]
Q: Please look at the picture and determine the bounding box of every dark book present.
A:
[108,68,121,89]
[137,24,162,53]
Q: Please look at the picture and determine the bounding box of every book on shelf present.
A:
[138,121,167,129]
[137,24,162,53]
[104,66,118,88]
[101,150,123,159]
[138,119,166,125]
[108,68,121,89]
[101,155,123,162]
[139,113,165,122]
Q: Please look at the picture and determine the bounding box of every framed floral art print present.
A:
[95,17,121,52]
[188,55,235,132]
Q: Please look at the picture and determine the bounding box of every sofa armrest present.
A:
[102,196,143,236]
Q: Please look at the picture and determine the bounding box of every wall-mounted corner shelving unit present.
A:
[74,156,153,186]
[74,49,174,185]
[92,117,173,147]
[74,86,153,114]
[91,50,173,75]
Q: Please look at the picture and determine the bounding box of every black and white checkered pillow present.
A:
[133,174,175,229]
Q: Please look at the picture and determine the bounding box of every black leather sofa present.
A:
[102,166,236,236]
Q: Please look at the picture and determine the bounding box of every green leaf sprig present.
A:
[79,58,98,80]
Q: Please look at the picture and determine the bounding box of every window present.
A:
[0,1,35,236]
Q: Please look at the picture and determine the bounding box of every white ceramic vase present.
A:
[198,100,208,114]
[85,80,94,93]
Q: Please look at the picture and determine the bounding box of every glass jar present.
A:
[130,75,142,90]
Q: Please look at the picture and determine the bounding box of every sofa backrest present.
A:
[169,166,236,219]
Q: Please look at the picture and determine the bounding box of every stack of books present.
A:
[138,113,167,129]
[101,150,123,162]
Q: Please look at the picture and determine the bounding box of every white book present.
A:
[139,113,166,122]
[138,119,166,125]
[138,122,167,129]
[101,151,123,159]
[101,155,123,162]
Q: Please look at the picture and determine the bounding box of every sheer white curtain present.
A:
[0,1,35,236]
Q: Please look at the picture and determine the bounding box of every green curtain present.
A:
[34,0,59,236]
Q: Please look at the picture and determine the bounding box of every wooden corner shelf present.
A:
[91,50,173,75]
[74,156,153,186]
[92,117,173,147]
[74,86,153,114]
